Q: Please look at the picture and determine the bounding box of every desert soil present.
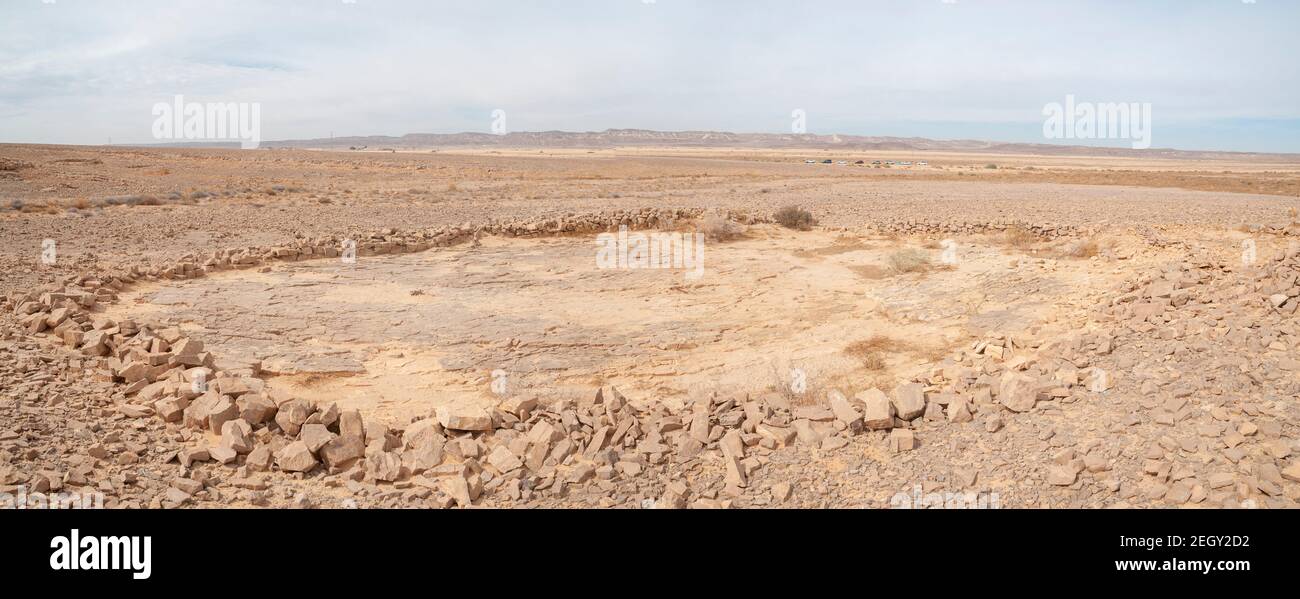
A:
[3,144,1300,509]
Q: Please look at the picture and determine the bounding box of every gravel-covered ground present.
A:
[2,144,1299,509]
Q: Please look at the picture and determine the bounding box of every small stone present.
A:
[723,454,747,488]
[1166,482,1192,504]
[246,445,273,471]
[999,372,1038,412]
[792,419,823,447]
[487,445,523,473]
[440,475,474,507]
[1281,462,1300,483]
[1083,453,1110,473]
[889,428,916,453]
[403,418,443,449]
[299,423,335,453]
[1048,466,1077,486]
[1207,473,1234,489]
[319,435,365,468]
[946,397,973,424]
[180,446,209,468]
[237,394,277,425]
[274,400,313,437]
[275,441,318,473]
[339,410,365,439]
[499,396,538,419]
[366,452,403,482]
[209,445,238,465]
[891,383,926,421]
[857,389,894,430]
[828,392,863,432]
[219,419,254,454]
[437,406,492,432]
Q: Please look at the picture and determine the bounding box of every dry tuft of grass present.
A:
[1001,225,1039,249]
[1059,238,1099,258]
[1054,235,1116,259]
[843,335,912,371]
[886,248,932,274]
[699,213,746,242]
[774,205,815,231]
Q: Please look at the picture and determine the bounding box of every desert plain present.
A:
[3,142,1300,509]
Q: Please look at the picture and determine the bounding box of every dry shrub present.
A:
[699,213,745,242]
[73,197,90,210]
[447,181,460,192]
[887,248,931,274]
[1059,238,1099,258]
[1002,225,1039,249]
[843,335,912,372]
[766,358,847,407]
[774,205,815,231]
[1054,235,1116,259]
[768,361,812,406]
[19,202,59,214]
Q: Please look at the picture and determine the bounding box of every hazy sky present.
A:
[2,0,1297,152]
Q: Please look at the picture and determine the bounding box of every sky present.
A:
[1,0,1297,152]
